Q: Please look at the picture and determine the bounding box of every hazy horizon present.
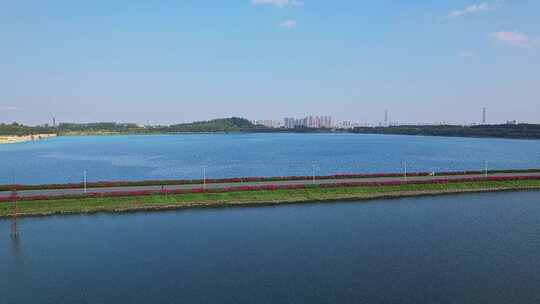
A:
[1,1,539,125]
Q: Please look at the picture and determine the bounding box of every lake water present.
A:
[1,191,540,303]
[1,133,540,185]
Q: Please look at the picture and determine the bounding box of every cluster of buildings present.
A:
[254,116,335,129]
[335,120,369,129]
[255,115,366,129]
[254,108,503,129]
[283,116,333,129]
[252,120,283,128]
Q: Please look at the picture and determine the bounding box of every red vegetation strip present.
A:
[2,169,540,192]
[1,175,540,203]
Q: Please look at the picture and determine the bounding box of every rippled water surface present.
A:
[1,191,540,303]
[1,133,540,184]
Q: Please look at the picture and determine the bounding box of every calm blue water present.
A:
[1,133,540,184]
[2,191,540,303]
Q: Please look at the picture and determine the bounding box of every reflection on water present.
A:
[9,233,23,262]
[3,226,27,275]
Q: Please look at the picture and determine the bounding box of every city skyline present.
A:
[4,107,521,128]
[1,1,539,125]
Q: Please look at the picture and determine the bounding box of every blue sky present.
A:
[1,0,539,125]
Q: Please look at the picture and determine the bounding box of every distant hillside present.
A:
[351,124,540,139]
[162,117,260,133]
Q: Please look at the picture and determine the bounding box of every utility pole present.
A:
[83,170,87,194]
[484,161,488,177]
[11,192,18,238]
[404,161,408,182]
[11,170,18,238]
[312,165,316,185]
[203,167,206,190]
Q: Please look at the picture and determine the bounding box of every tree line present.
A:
[351,124,540,139]
[3,120,540,139]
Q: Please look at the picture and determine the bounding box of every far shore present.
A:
[0,134,57,144]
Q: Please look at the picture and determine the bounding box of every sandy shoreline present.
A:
[0,134,57,144]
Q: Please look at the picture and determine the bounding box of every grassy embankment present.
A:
[2,179,540,218]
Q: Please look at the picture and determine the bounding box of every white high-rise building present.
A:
[283,115,333,129]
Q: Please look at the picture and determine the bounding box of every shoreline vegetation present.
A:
[2,118,540,140]
[0,134,57,144]
[2,179,540,219]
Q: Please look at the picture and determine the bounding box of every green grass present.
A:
[2,179,540,218]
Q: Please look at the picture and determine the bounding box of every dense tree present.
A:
[0,118,264,135]
[351,124,540,139]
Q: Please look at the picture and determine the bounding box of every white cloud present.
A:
[491,31,531,47]
[279,20,297,28]
[448,1,502,18]
[252,0,303,7]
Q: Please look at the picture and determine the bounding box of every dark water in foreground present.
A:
[1,133,540,184]
[2,191,540,303]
